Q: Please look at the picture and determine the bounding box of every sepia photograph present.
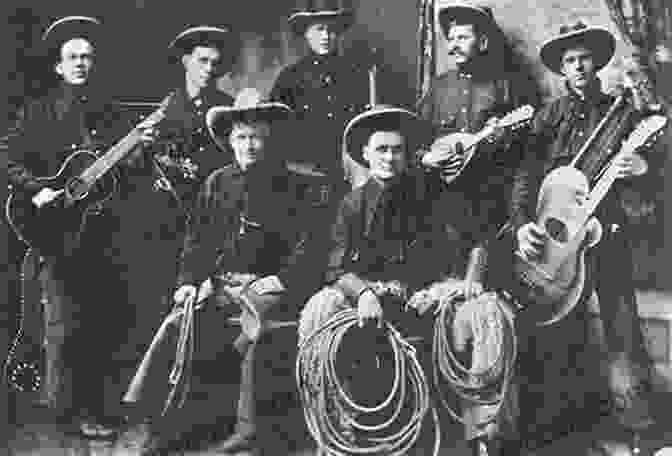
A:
[2,0,672,455]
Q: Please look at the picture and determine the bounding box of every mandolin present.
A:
[5,96,170,256]
[424,104,535,183]
[514,114,667,326]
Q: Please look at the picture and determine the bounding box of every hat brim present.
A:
[344,106,424,167]
[169,26,236,63]
[206,103,292,144]
[288,10,354,35]
[540,27,616,74]
[42,16,101,54]
[438,5,496,37]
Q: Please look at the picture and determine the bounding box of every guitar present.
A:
[5,96,170,255]
[513,114,668,326]
[424,105,535,183]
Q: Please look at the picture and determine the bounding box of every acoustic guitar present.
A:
[424,105,535,183]
[513,114,668,326]
[5,96,170,256]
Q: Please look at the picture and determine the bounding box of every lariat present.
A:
[296,308,441,456]
[430,284,517,424]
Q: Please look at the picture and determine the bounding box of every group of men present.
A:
[4,1,666,456]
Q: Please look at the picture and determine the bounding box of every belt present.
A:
[306,181,341,207]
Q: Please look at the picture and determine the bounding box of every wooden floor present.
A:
[7,395,672,456]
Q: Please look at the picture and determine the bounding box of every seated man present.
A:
[126,88,318,456]
[297,105,481,451]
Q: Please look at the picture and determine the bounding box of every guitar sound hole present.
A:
[65,177,89,201]
[545,217,568,243]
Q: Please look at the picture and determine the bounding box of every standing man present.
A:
[153,25,237,209]
[418,1,539,248]
[127,89,319,456]
[4,16,157,439]
[511,22,657,453]
[270,0,370,188]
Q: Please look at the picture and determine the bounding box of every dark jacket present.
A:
[269,53,369,178]
[177,160,317,303]
[418,61,539,242]
[326,169,473,300]
[152,86,234,206]
[5,83,135,194]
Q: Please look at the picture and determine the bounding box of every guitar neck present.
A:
[582,150,629,219]
[78,127,142,185]
[464,125,495,151]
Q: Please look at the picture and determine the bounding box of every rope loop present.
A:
[296,308,441,456]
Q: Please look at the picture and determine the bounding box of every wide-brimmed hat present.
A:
[287,0,354,36]
[438,2,498,38]
[206,88,292,146]
[343,105,424,167]
[168,25,237,63]
[42,16,101,55]
[540,21,616,74]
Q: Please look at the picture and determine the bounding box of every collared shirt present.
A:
[270,53,369,177]
[325,170,472,298]
[177,160,314,295]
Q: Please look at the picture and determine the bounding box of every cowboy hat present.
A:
[288,0,354,36]
[540,21,616,74]
[343,105,424,167]
[168,25,237,63]
[42,16,101,54]
[206,88,292,145]
[438,2,498,38]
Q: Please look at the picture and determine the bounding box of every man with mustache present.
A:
[417,4,538,454]
[418,2,538,253]
[511,21,659,454]
[4,16,157,439]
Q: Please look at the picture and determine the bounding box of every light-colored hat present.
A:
[206,88,292,145]
[540,21,616,74]
[288,0,354,35]
[42,16,101,53]
[343,105,424,167]
[438,2,498,38]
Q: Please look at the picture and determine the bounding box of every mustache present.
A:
[448,48,466,57]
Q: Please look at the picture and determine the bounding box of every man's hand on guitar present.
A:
[422,141,465,183]
[31,187,64,208]
[137,117,161,146]
[613,153,647,179]
[173,284,198,307]
[517,222,546,260]
[485,116,506,142]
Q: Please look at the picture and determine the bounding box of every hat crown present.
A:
[559,21,588,35]
[294,0,346,13]
[232,88,270,110]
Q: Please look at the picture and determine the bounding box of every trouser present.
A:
[41,256,129,424]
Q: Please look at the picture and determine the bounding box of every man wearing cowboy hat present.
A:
[418,1,539,255]
[3,16,161,439]
[150,25,237,209]
[127,88,318,455]
[270,0,370,189]
[297,104,482,447]
[510,21,657,453]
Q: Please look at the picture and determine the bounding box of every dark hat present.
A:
[438,2,498,38]
[287,0,354,36]
[343,105,423,167]
[206,88,292,146]
[540,21,616,74]
[42,16,101,55]
[168,25,236,62]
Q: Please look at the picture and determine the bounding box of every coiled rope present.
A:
[431,289,517,424]
[296,308,440,456]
